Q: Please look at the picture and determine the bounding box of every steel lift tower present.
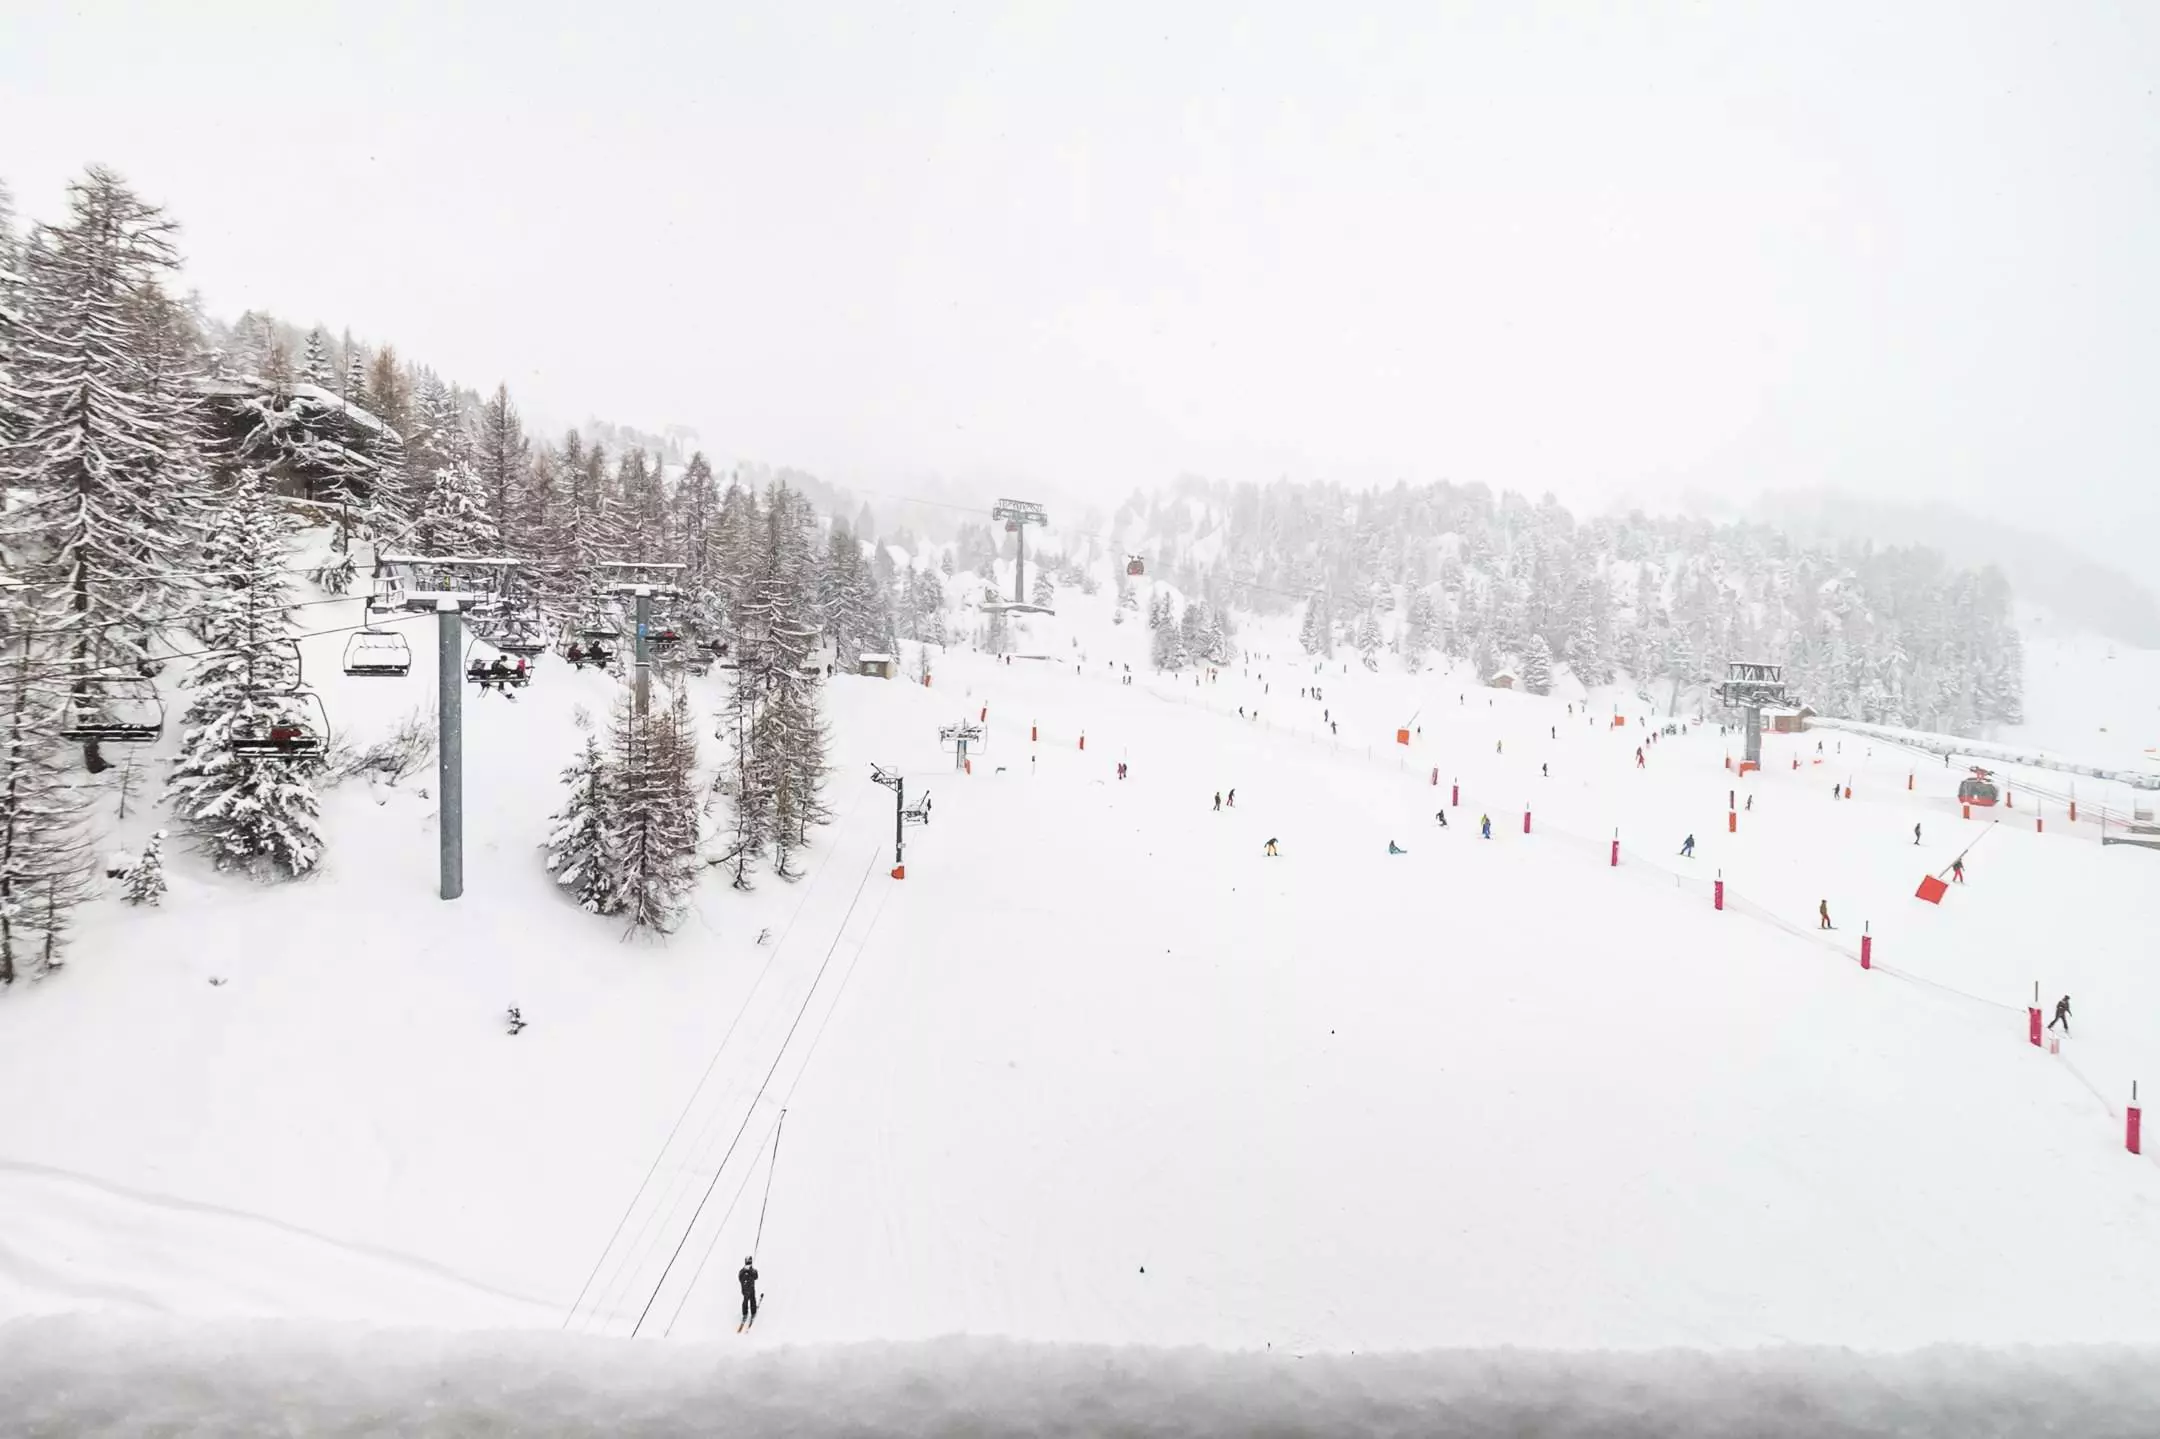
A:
[991,498,1049,609]
[1718,660,1790,769]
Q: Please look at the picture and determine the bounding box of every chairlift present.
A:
[229,692,331,760]
[58,675,165,744]
[246,637,307,693]
[465,640,533,689]
[1126,554,1146,577]
[343,628,412,678]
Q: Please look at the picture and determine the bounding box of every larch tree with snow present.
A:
[124,829,169,906]
[474,384,529,556]
[741,482,830,879]
[600,683,701,932]
[3,168,208,769]
[165,475,325,878]
[0,602,94,983]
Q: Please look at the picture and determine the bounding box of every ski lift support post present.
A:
[595,562,684,718]
[871,764,925,876]
[990,498,1048,609]
[939,719,985,772]
[1717,660,1789,769]
[386,569,524,905]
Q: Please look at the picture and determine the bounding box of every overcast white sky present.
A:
[4,1,2156,550]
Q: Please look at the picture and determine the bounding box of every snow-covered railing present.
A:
[1803,714,2160,790]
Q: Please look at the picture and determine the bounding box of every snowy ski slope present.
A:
[1,546,2158,1358]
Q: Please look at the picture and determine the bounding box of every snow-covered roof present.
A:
[1491,669,1519,682]
[858,653,896,664]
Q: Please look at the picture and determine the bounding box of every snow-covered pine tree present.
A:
[474,384,529,556]
[165,474,324,878]
[672,453,720,596]
[719,649,769,890]
[744,482,830,878]
[1298,595,1333,656]
[1031,569,1054,609]
[1522,633,1555,695]
[1355,608,1383,669]
[300,328,333,388]
[1402,588,1439,669]
[544,720,617,913]
[601,685,699,932]
[0,597,94,983]
[3,168,204,738]
[124,828,168,905]
[413,458,496,556]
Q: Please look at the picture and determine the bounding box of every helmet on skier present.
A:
[744,1255,754,1265]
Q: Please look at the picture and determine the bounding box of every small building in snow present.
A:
[1489,670,1518,691]
[1763,704,1815,734]
[858,652,896,679]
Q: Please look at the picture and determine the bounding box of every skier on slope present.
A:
[738,1258,759,1328]
[1227,788,1236,807]
[1680,834,1696,858]
[2049,995,2071,1035]
[1914,822,1922,845]
[1745,795,1754,811]
[1952,856,1965,883]
[1213,791,1222,811]
[1434,810,1449,828]
[1480,814,1492,839]
[1388,840,1406,855]
[1819,899,1833,930]
[1264,838,1280,856]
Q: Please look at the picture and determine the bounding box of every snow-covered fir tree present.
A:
[165,475,324,878]
[1522,634,1555,695]
[300,328,333,387]
[1031,569,1054,609]
[412,458,495,555]
[124,829,168,906]
[544,719,616,913]
[718,649,769,891]
[741,482,830,879]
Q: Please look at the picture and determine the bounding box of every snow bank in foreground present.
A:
[4,1320,2157,1439]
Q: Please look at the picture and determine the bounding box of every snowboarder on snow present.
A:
[2049,995,2071,1034]
[1480,814,1492,839]
[1914,823,1922,845]
[738,1258,759,1327]
[1952,856,1965,883]
[1388,840,1406,855]
[1213,791,1222,811]
[1434,810,1448,828]
[1680,834,1696,858]
[1541,762,1549,778]
[1227,788,1236,807]
[1263,838,1279,856]
[1818,899,1833,930]
[1745,795,1754,811]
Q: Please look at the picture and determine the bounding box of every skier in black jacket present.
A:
[738,1258,759,1327]
[2049,996,2071,1035]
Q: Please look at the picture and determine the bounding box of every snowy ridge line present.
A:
[631,839,887,1337]
[1806,714,2160,790]
[10,1318,2160,1438]
[565,789,880,1336]
[0,1156,555,1310]
[665,878,898,1336]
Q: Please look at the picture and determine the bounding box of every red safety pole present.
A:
[1451,780,1459,807]
[2130,1083,2143,1156]
[1860,923,1872,970]
[1078,732,1086,751]
[1713,872,1725,911]
[1728,811,1737,833]
[1523,807,1532,835]
[1907,773,1914,791]
[2029,980,2043,1047]
[1610,830,1619,867]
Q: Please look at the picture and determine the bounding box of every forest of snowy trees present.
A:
[1106,479,2025,732]
[0,165,881,971]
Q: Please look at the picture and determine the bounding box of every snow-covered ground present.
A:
[3,546,2159,1426]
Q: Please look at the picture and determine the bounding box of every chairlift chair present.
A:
[58,676,165,744]
[1126,555,1146,576]
[465,640,534,689]
[343,629,412,678]
[229,692,331,760]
